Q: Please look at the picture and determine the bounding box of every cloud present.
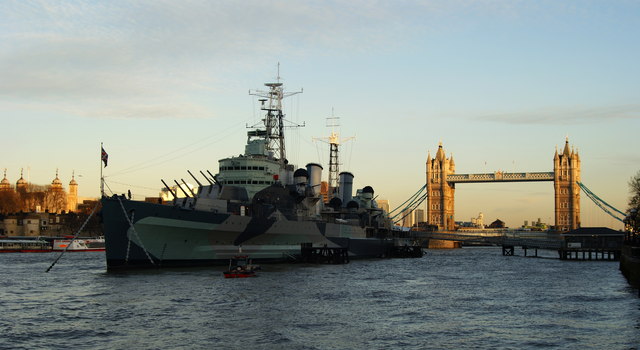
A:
[0,1,432,119]
[474,104,640,125]
[0,1,605,120]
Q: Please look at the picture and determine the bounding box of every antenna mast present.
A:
[313,109,355,195]
[249,63,303,166]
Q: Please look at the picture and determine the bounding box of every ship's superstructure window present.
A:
[220,166,268,171]
[224,180,274,185]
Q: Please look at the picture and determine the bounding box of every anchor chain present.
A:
[46,201,100,272]
[125,233,132,264]
[116,196,156,266]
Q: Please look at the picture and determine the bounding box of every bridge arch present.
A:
[425,138,580,232]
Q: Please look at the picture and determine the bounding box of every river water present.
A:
[1,247,639,349]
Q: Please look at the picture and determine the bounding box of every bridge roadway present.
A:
[408,230,564,250]
[446,172,554,183]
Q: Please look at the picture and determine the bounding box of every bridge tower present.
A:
[553,138,581,231]
[426,142,456,230]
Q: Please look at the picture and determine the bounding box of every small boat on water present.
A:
[0,239,52,253]
[223,255,260,278]
[52,237,106,252]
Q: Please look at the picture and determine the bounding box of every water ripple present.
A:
[1,249,640,349]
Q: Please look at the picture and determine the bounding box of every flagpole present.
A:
[100,142,104,197]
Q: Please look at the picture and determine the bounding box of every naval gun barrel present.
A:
[207,170,222,188]
[187,170,203,187]
[173,180,191,198]
[181,179,197,197]
[199,170,215,194]
[161,179,177,198]
[199,170,214,185]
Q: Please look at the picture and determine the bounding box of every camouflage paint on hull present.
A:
[101,197,398,270]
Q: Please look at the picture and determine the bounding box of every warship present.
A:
[100,78,418,270]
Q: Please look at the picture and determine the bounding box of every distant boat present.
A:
[0,239,52,253]
[52,237,105,252]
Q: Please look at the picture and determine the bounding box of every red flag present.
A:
[101,147,108,167]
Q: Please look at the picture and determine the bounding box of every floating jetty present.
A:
[412,227,624,261]
[501,227,623,260]
[299,242,423,264]
[300,243,350,264]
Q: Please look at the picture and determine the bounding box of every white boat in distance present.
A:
[52,237,105,252]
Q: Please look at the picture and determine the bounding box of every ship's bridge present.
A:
[217,157,282,198]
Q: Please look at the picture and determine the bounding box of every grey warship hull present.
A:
[101,196,400,270]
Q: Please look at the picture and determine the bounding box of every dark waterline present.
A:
[1,247,639,349]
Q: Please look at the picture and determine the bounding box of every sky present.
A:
[1,0,638,229]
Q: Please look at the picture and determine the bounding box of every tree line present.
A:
[627,170,640,232]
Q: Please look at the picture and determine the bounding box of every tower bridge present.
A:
[426,138,580,232]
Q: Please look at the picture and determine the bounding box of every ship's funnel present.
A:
[306,163,323,197]
[338,172,354,206]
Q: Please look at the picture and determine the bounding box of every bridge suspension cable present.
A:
[389,184,426,215]
[392,192,428,225]
[577,181,625,223]
[390,185,428,225]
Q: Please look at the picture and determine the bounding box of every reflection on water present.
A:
[1,247,639,349]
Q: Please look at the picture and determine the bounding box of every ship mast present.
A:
[249,64,303,166]
[314,109,354,195]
